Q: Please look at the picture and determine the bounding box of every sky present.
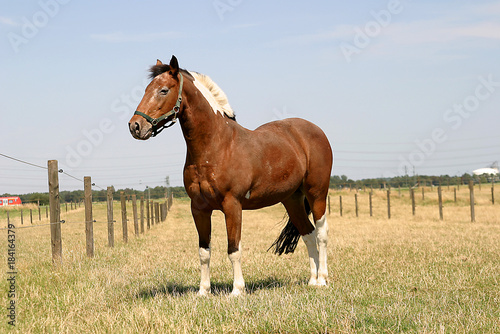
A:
[1,0,499,194]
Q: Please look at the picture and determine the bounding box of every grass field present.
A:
[1,186,499,333]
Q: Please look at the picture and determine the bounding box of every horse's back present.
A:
[254,118,332,167]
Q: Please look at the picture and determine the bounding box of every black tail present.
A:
[268,198,312,256]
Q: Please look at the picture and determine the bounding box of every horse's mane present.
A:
[149,65,236,121]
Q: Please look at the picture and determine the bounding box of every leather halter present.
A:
[134,72,184,137]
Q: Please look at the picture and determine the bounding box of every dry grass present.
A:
[0,203,40,212]
[0,186,499,333]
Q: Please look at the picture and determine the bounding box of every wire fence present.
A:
[1,157,173,264]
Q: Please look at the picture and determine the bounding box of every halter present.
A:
[134,72,184,137]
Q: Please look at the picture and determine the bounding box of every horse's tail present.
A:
[268,198,311,256]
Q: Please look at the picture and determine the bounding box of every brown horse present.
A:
[129,56,333,296]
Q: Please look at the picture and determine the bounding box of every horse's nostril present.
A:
[129,122,141,136]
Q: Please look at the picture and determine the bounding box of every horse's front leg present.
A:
[222,196,245,296]
[191,203,213,296]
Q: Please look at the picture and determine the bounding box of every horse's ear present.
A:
[156,59,163,65]
[169,55,179,74]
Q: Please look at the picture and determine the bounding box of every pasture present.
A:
[1,187,499,333]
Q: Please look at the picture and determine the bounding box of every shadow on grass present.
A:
[135,276,288,299]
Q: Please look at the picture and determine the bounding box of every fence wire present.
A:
[1,220,116,231]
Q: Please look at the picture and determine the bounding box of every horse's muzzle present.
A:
[128,120,152,140]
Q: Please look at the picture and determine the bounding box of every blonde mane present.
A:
[189,71,235,119]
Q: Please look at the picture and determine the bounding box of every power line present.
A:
[335,144,500,155]
[0,153,104,190]
[0,153,47,170]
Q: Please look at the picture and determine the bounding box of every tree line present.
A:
[1,186,188,206]
[330,173,497,190]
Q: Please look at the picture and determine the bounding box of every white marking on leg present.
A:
[228,242,245,296]
[198,246,211,296]
[315,214,328,286]
[302,230,319,286]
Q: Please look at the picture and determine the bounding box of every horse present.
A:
[129,56,333,296]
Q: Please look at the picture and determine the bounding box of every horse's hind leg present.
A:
[281,193,321,286]
[305,191,329,286]
[313,210,328,286]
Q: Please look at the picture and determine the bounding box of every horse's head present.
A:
[129,55,183,140]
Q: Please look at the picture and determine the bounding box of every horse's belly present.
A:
[241,174,302,210]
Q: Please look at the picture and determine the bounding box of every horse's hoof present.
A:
[230,288,245,297]
[197,289,211,296]
[316,278,328,286]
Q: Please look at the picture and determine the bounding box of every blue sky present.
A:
[1,0,499,194]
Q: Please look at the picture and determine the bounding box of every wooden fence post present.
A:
[20,210,23,225]
[454,187,457,203]
[121,192,128,243]
[38,206,41,221]
[411,188,415,216]
[47,160,62,265]
[369,191,373,217]
[355,194,358,217]
[339,196,343,217]
[492,182,495,205]
[151,202,155,226]
[46,206,48,218]
[132,194,139,236]
[168,192,173,210]
[469,180,475,222]
[84,176,94,258]
[146,198,150,229]
[159,202,164,222]
[155,202,160,224]
[48,160,62,265]
[438,185,443,221]
[387,189,391,219]
[107,186,114,248]
[161,202,167,221]
[140,196,145,233]
[30,209,33,224]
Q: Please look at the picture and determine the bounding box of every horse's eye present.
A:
[159,89,169,95]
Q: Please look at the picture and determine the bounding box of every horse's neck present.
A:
[180,93,233,164]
